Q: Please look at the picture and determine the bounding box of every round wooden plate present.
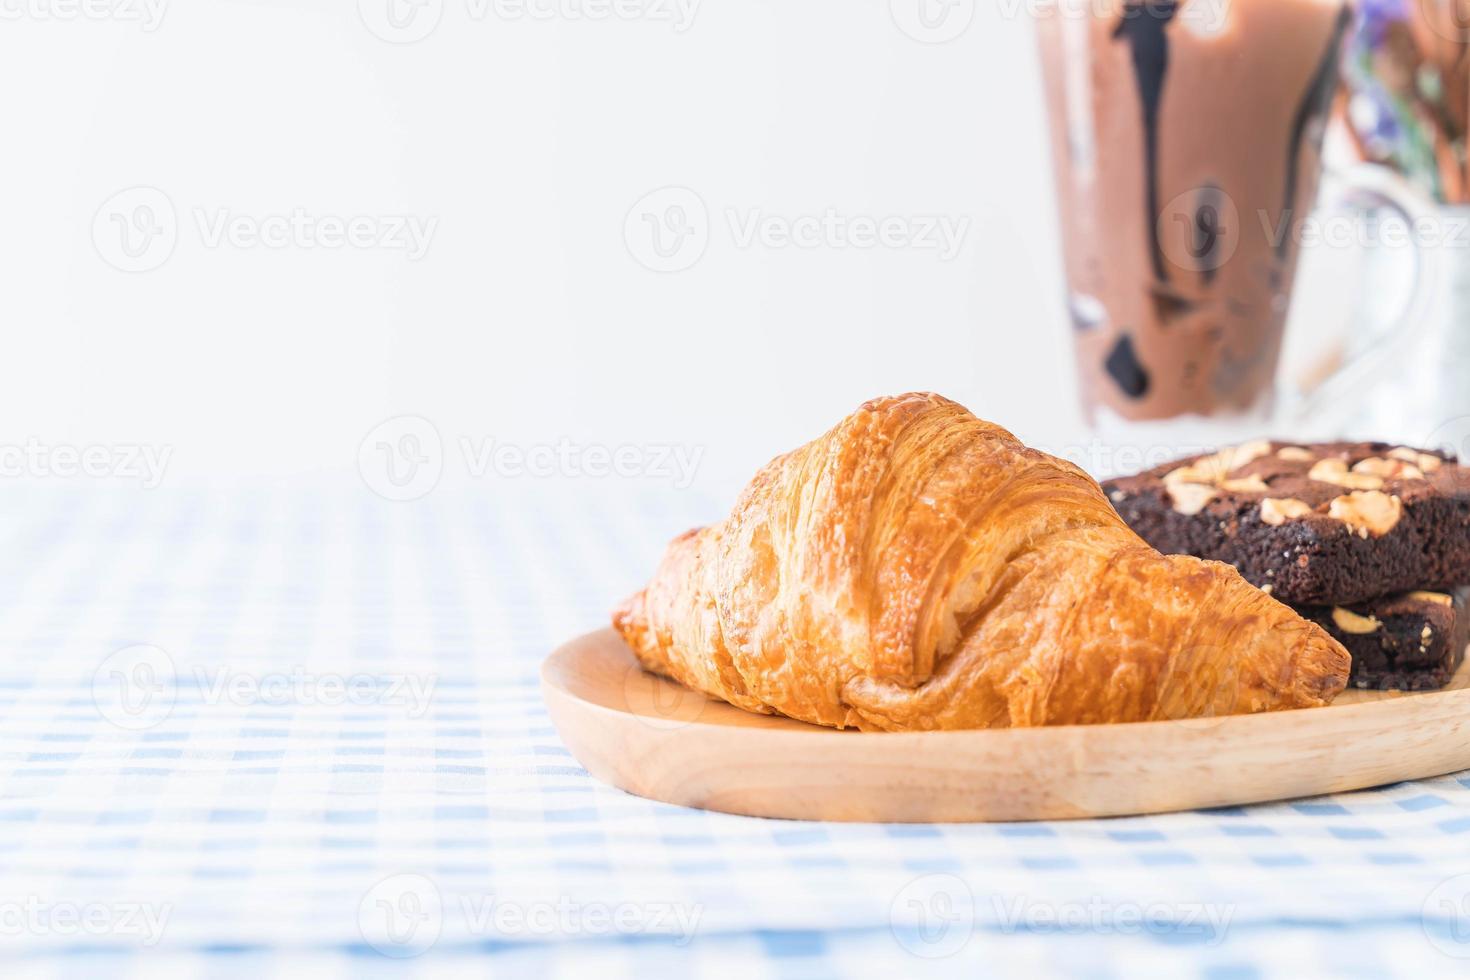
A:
[542,628,1470,822]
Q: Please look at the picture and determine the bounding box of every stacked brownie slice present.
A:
[1103,441,1470,690]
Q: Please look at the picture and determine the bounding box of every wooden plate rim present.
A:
[542,627,1470,743]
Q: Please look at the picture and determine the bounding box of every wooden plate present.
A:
[542,628,1470,822]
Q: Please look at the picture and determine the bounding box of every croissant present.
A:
[614,394,1350,731]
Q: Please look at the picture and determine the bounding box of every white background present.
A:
[0,0,1381,501]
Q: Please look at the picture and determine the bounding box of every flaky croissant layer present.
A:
[614,393,1350,731]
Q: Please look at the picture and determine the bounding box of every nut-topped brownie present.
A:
[1296,587,1469,690]
[1103,441,1470,606]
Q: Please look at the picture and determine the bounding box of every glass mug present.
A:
[1326,193,1470,447]
[1035,0,1437,445]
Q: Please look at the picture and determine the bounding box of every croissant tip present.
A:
[611,590,644,636]
[1271,619,1351,708]
[1304,638,1352,707]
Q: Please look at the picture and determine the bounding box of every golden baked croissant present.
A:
[614,394,1350,731]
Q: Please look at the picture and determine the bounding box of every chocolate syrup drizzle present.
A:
[1112,0,1179,284]
[1104,334,1151,399]
[1278,4,1352,261]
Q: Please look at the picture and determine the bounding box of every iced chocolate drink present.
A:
[1037,0,1352,422]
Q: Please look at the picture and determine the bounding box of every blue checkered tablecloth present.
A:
[3,483,1470,978]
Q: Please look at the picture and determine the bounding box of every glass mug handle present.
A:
[1285,163,1444,423]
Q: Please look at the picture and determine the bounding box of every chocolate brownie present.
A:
[1295,587,1469,691]
[1103,441,1470,605]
